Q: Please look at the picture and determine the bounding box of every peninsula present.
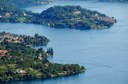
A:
[0,32,85,83]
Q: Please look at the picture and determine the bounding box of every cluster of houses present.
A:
[0,33,23,57]
[93,13,117,23]
[0,33,23,43]
[0,7,28,19]
[96,16,116,23]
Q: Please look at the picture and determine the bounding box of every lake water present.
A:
[1,1,128,84]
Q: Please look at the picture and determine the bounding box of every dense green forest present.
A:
[0,32,85,83]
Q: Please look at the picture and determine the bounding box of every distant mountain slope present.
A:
[12,0,53,7]
[0,0,17,12]
[59,0,128,2]
[98,0,128,2]
[0,0,52,8]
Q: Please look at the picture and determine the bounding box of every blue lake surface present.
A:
[1,1,128,84]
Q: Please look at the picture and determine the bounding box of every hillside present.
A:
[39,6,116,30]
[0,0,52,8]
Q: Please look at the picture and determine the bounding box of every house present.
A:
[16,69,27,74]
[14,40,21,43]
[0,50,8,56]
[23,13,27,16]
[73,11,81,15]
[5,12,11,17]
[0,15,2,18]
[38,53,43,60]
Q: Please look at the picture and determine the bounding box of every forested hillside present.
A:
[98,0,128,2]
[39,6,116,29]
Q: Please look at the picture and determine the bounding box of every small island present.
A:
[39,6,117,29]
[0,32,85,83]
